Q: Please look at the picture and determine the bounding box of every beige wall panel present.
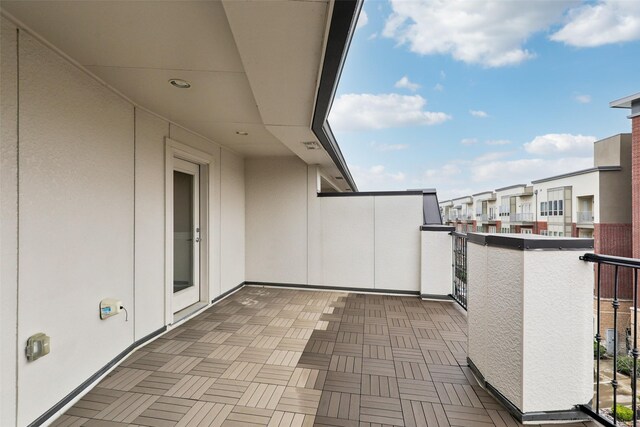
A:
[17,31,134,425]
[135,109,169,338]
[1,18,19,427]
[245,157,308,284]
[320,197,375,288]
[374,196,422,291]
[221,149,245,293]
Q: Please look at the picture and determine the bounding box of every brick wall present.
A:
[595,223,633,299]
[571,222,577,238]
[535,221,547,234]
[633,116,640,258]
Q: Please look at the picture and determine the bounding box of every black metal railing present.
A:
[580,252,640,426]
[451,231,468,310]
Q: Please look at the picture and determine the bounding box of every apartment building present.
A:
[440,134,631,241]
[473,191,498,233]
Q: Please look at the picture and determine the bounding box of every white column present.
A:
[467,233,593,421]
[420,226,454,298]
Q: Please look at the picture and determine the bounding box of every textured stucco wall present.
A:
[17,29,135,425]
[320,196,375,288]
[467,241,488,377]
[469,239,593,414]
[484,246,524,409]
[421,230,453,296]
[220,149,246,293]
[1,24,247,425]
[522,250,593,412]
[245,156,308,284]
[1,18,19,427]
[374,196,422,291]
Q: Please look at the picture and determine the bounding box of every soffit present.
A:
[1,0,343,168]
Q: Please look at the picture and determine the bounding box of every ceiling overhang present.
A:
[1,0,360,191]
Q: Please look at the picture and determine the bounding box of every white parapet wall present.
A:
[420,225,455,298]
[467,233,594,422]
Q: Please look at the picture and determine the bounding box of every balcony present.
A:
[577,210,594,225]
[509,212,534,223]
[54,285,532,427]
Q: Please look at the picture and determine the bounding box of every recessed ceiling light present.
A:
[169,78,191,89]
[335,176,344,180]
[236,131,249,136]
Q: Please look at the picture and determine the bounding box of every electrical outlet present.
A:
[26,333,50,361]
[100,299,122,319]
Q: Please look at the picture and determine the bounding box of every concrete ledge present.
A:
[467,232,593,251]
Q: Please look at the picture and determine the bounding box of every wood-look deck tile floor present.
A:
[53,286,599,427]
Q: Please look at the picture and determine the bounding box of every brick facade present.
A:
[594,223,634,299]
[534,221,547,234]
[633,116,640,258]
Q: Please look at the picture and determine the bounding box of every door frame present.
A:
[165,138,212,323]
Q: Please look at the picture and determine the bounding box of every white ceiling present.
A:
[1,0,350,189]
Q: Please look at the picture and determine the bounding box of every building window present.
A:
[540,202,546,216]
[553,200,558,216]
[558,200,563,216]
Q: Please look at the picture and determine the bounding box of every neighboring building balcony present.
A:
[577,210,594,227]
[509,212,534,223]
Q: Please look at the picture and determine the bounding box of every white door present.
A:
[173,158,201,312]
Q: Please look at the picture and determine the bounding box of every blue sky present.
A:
[328,0,640,199]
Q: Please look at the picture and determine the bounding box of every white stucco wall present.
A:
[244,156,308,284]
[522,250,593,412]
[484,246,524,409]
[374,196,422,291]
[468,235,593,415]
[420,229,453,296]
[244,159,423,291]
[221,149,245,293]
[1,26,247,426]
[134,109,169,339]
[320,196,375,288]
[1,18,19,427]
[17,30,135,425]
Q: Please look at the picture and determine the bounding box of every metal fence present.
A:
[580,252,640,426]
[451,231,468,310]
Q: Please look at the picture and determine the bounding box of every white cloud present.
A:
[470,156,593,183]
[371,142,409,152]
[394,76,421,91]
[460,138,478,145]
[382,0,573,67]
[440,70,446,79]
[329,93,451,131]
[350,164,406,188]
[433,83,444,92]
[575,94,591,104]
[368,32,378,40]
[523,133,596,156]
[470,110,489,118]
[551,1,640,47]
[485,139,511,146]
[420,152,592,200]
[356,10,368,30]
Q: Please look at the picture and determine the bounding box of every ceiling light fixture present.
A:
[302,141,321,150]
[335,176,344,180]
[235,131,249,136]
[169,78,191,89]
